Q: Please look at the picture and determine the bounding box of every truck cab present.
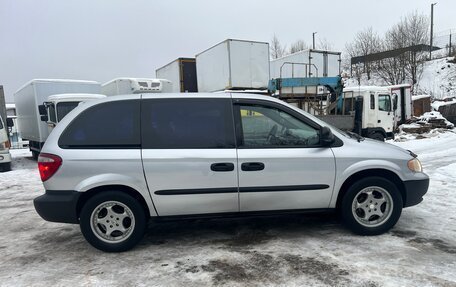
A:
[0,115,12,172]
[342,86,395,141]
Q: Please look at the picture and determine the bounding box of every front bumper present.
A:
[0,150,11,163]
[403,178,430,207]
[34,191,81,224]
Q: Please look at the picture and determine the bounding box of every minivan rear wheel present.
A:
[341,177,402,235]
[80,191,147,252]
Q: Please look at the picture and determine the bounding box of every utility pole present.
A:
[312,32,317,49]
[449,31,452,57]
[430,2,437,59]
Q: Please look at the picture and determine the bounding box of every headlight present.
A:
[407,158,422,172]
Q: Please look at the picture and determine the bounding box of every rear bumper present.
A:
[34,190,81,224]
[403,178,430,207]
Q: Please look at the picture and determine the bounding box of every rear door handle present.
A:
[241,162,265,171]
[210,162,234,172]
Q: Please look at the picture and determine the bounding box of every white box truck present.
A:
[0,114,12,172]
[270,49,341,79]
[196,39,270,92]
[14,79,101,158]
[101,78,172,96]
[156,58,198,93]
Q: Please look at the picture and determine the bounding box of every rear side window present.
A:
[59,100,140,149]
[141,98,235,149]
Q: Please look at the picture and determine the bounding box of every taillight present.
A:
[38,153,62,182]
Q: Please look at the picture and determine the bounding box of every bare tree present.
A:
[270,34,286,59]
[345,27,382,80]
[317,38,334,51]
[289,40,309,54]
[377,12,429,85]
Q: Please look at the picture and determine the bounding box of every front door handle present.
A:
[210,162,234,172]
[378,120,381,123]
[241,162,265,171]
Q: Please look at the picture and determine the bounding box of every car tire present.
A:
[80,191,147,252]
[341,177,403,235]
[0,162,11,172]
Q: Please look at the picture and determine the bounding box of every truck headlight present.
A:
[407,158,422,172]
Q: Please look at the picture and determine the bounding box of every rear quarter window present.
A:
[58,100,140,149]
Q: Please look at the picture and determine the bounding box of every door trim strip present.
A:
[154,185,329,195]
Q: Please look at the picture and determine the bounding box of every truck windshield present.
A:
[56,102,80,122]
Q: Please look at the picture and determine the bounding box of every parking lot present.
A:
[1,132,456,287]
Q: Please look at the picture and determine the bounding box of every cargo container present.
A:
[270,49,341,79]
[156,58,198,93]
[101,78,172,96]
[387,84,412,128]
[14,79,101,158]
[196,39,270,92]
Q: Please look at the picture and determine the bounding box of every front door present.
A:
[141,96,239,216]
[233,99,336,212]
[377,93,394,134]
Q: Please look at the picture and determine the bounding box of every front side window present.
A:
[56,102,79,122]
[238,104,319,148]
[378,94,391,112]
[59,100,140,148]
[141,98,235,149]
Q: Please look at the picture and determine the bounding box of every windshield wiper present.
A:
[347,131,364,142]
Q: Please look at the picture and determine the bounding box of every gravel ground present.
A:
[1,133,456,287]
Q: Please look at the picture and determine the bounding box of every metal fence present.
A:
[432,30,455,59]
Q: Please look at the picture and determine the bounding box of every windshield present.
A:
[56,102,80,122]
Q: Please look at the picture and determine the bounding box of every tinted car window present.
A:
[59,100,140,148]
[142,98,235,149]
[238,104,320,148]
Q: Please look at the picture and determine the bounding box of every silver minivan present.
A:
[34,93,429,252]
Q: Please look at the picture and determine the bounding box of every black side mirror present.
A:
[38,104,47,116]
[6,118,14,128]
[320,126,335,146]
[40,115,48,122]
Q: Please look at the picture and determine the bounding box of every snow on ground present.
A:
[1,137,456,287]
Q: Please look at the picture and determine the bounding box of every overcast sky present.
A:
[1,0,454,102]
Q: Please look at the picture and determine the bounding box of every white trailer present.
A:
[270,49,341,79]
[101,78,172,96]
[156,58,198,93]
[14,79,101,157]
[196,39,270,92]
[387,84,412,128]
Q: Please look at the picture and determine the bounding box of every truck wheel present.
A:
[80,191,147,252]
[369,132,385,142]
[31,151,39,160]
[0,162,11,172]
[340,177,403,235]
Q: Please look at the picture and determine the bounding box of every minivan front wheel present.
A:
[80,191,147,252]
[341,177,403,235]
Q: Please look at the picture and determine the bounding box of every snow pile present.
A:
[415,57,456,99]
[416,111,454,128]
